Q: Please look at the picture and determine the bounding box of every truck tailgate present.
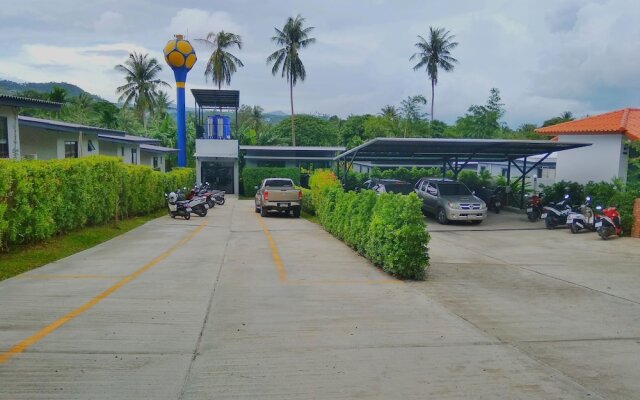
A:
[266,188,299,202]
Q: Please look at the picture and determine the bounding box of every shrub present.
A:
[242,167,300,196]
[310,170,430,279]
[0,157,194,252]
[299,187,314,215]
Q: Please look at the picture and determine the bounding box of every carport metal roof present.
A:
[335,138,591,208]
[191,89,239,109]
[335,138,589,164]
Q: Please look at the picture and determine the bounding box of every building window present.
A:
[0,116,8,158]
[131,148,138,164]
[87,140,96,152]
[153,156,159,169]
[64,141,78,158]
[537,167,543,178]
[501,168,508,177]
[121,146,125,156]
[257,160,285,168]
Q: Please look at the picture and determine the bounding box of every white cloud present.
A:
[0,43,165,102]
[168,9,246,41]
[94,11,124,33]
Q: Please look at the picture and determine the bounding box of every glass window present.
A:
[131,148,137,164]
[87,140,95,152]
[153,156,159,169]
[426,183,438,196]
[121,146,125,156]
[64,141,78,158]
[437,183,472,196]
[257,160,286,168]
[0,116,8,158]
[537,167,543,178]
[264,179,294,188]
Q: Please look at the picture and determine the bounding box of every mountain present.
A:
[0,79,101,99]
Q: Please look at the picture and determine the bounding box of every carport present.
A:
[335,138,590,207]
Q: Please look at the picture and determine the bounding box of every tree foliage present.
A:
[197,31,244,90]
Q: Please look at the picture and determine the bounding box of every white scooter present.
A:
[542,194,572,229]
[566,196,597,233]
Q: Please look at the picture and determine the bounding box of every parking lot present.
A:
[0,199,639,399]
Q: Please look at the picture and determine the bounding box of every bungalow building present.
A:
[536,108,639,183]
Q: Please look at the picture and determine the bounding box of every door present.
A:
[201,161,235,194]
[424,182,438,213]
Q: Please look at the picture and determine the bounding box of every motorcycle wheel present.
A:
[545,215,557,230]
[527,212,535,222]
[599,228,611,240]
[570,222,579,234]
[207,200,215,208]
[494,207,500,214]
[216,197,225,205]
[184,213,191,220]
[197,208,207,217]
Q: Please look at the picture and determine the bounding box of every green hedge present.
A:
[0,157,194,251]
[299,187,314,215]
[241,167,300,196]
[313,170,430,279]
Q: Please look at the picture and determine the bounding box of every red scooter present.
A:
[526,193,544,222]
[595,205,622,240]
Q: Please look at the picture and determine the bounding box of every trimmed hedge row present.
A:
[241,167,300,196]
[312,170,430,280]
[0,156,194,251]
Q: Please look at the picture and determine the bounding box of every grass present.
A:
[238,194,254,200]
[301,211,320,224]
[0,210,165,282]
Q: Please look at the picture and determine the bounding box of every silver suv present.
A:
[414,178,487,224]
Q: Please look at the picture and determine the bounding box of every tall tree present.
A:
[197,31,244,90]
[115,52,169,127]
[400,95,428,137]
[153,90,173,117]
[266,14,316,146]
[379,105,399,119]
[410,27,458,121]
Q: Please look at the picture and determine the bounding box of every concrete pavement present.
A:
[0,198,637,398]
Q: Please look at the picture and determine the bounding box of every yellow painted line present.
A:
[255,214,288,283]
[0,220,208,365]
[16,274,125,280]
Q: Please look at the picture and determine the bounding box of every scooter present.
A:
[566,196,597,233]
[478,186,503,214]
[212,190,226,205]
[195,183,217,209]
[595,205,622,240]
[526,193,544,222]
[185,188,209,217]
[543,194,572,229]
[165,192,191,220]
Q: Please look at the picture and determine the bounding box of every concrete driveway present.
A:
[0,199,638,399]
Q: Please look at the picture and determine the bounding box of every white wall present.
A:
[196,139,238,158]
[99,141,140,164]
[0,106,20,159]
[556,134,626,184]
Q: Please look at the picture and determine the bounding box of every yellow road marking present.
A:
[255,214,288,283]
[16,274,125,280]
[0,220,208,365]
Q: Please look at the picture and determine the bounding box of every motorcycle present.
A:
[566,196,597,233]
[595,205,622,240]
[212,190,226,205]
[526,193,544,222]
[165,192,191,220]
[193,183,216,209]
[543,194,573,229]
[478,186,503,214]
[185,188,209,217]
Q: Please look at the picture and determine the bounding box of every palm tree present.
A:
[115,52,169,127]
[379,105,399,119]
[197,31,244,90]
[154,91,173,117]
[267,14,316,146]
[410,27,458,121]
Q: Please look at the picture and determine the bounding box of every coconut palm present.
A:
[115,52,169,126]
[154,90,173,117]
[410,27,458,121]
[267,14,316,146]
[379,105,399,119]
[197,31,244,90]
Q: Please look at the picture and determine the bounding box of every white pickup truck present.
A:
[254,178,302,218]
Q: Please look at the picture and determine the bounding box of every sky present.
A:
[1,0,639,127]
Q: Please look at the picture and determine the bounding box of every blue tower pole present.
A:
[163,34,196,168]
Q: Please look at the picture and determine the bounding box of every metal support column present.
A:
[442,158,447,180]
[520,157,527,209]
[506,158,512,207]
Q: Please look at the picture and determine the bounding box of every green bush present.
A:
[311,170,430,279]
[299,187,314,215]
[0,157,194,251]
[242,167,300,196]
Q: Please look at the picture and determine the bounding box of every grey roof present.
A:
[336,138,590,163]
[191,89,239,109]
[19,116,126,136]
[0,95,62,111]
[241,145,345,160]
[140,144,178,153]
[99,134,160,145]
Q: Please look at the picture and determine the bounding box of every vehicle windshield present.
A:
[384,183,414,195]
[265,179,294,188]
[438,182,472,196]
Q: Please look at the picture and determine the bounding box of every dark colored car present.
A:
[372,179,414,195]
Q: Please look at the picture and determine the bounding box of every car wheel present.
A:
[292,208,301,218]
[255,206,260,213]
[471,220,482,225]
[437,208,449,225]
[260,207,267,217]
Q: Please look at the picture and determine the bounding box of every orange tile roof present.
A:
[535,108,640,141]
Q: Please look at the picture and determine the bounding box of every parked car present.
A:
[414,178,487,224]
[255,178,302,218]
[372,179,414,195]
